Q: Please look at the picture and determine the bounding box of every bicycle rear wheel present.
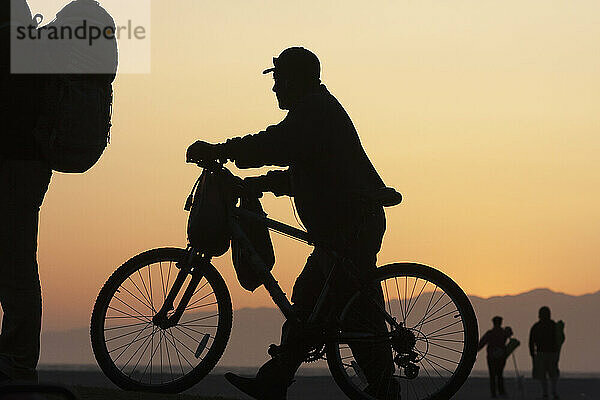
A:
[90,248,232,393]
[327,263,478,400]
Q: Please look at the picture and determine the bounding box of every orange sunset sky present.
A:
[19,0,600,331]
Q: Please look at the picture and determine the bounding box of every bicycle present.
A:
[90,160,478,400]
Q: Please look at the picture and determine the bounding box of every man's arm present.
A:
[245,169,293,197]
[224,107,309,169]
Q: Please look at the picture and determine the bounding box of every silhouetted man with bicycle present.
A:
[187,47,396,400]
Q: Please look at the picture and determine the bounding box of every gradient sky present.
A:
[19,0,600,330]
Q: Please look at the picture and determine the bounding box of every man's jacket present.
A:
[225,84,385,245]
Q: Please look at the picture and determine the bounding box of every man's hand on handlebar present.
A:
[186,140,226,164]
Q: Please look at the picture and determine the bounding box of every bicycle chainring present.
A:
[304,344,326,363]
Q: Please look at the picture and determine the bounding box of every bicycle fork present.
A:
[152,248,206,330]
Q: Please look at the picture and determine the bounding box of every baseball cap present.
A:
[262,47,320,81]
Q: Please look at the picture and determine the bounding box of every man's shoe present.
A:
[225,372,287,400]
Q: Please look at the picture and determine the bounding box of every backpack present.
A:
[186,170,233,257]
[29,0,118,173]
[231,195,275,292]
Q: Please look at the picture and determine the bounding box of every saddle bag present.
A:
[186,170,232,257]
[231,195,275,292]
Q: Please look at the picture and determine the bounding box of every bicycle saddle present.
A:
[363,187,403,207]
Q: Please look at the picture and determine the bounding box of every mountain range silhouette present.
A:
[39,288,599,374]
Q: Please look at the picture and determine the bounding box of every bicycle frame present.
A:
[154,166,399,337]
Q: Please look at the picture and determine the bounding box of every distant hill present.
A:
[40,288,600,373]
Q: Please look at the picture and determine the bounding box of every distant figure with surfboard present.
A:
[478,316,514,398]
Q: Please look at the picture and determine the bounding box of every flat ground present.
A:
[30,370,600,400]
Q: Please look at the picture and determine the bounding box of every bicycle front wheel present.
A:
[90,248,232,393]
[327,263,478,400]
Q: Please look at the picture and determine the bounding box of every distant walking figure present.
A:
[529,306,563,400]
[187,47,394,400]
[478,316,513,398]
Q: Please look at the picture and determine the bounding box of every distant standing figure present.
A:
[478,316,513,398]
[529,306,563,400]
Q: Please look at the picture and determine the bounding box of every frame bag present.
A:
[231,195,275,291]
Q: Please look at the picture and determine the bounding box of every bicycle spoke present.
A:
[118,285,155,313]
[140,329,163,382]
[425,337,464,344]
[178,324,216,338]
[112,295,153,320]
[163,329,175,379]
[106,315,154,320]
[106,327,151,343]
[110,323,153,360]
[383,279,392,319]
[168,327,200,357]
[107,306,151,323]
[404,275,408,321]
[420,307,458,327]
[128,326,159,378]
[426,319,463,337]
[427,330,465,339]
[185,290,215,309]
[159,261,166,302]
[416,289,446,331]
[394,277,406,323]
[179,323,218,328]
[184,301,218,311]
[192,280,210,298]
[164,329,194,369]
[416,347,453,376]
[405,276,419,321]
[166,262,173,300]
[428,340,463,354]
[425,351,459,365]
[127,276,153,311]
[405,278,428,320]
[180,313,218,324]
[147,265,154,313]
[121,326,156,374]
[136,269,155,313]
[105,321,149,331]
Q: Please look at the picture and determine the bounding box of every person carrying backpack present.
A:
[187,47,395,400]
[0,0,116,384]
